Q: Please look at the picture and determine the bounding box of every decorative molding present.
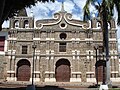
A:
[109,38,117,41]
[33,38,41,40]
[36,11,90,29]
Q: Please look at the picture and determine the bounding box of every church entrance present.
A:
[16,59,31,81]
[95,60,106,82]
[55,59,71,82]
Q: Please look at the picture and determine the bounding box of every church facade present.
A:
[0,7,119,83]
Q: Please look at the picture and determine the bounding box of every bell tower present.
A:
[9,8,34,29]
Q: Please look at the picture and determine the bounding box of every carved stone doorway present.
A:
[55,59,71,82]
[95,60,106,82]
[16,59,31,81]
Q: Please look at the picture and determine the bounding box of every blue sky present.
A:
[2,0,120,51]
[2,0,97,27]
[26,0,120,52]
[26,0,88,20]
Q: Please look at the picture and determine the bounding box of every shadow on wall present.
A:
[0,85,68,90]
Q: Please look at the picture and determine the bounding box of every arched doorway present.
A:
[16,59,31,81]
[55,59,71,82]
[95,60,106,82]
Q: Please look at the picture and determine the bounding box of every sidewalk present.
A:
[0,81,95,88]
[0,81,120,89]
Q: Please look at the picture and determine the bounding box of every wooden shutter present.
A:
[0,36,5,51]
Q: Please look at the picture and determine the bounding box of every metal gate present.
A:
[55,59,71,82]
[17,59,31,81]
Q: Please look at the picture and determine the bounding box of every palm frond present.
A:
[114,0,120,25]
[83,0,95,21]
[107,0,114,10]
[83,0,99,21]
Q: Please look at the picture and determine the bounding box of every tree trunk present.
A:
[0,0,13,30]
[0,0,6,31]
[101,0,110,84]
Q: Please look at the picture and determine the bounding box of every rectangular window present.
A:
[22,46,27,54]
[110,32,115,38]
[59,43,66,52]
[87,33,90,38]
[109,32,112,38]
[98,46,104,54]
[0,36,5,51]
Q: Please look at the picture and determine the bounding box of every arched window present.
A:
[96,22,101,29]
[60,33,67,40]
[23,20,29,28]
[14,20,19,28]
[108,22,111,29]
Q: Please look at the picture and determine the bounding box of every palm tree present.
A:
[83,0,120,84]
[0,0,55,31]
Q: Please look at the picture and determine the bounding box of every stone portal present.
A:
[55,59,71,82]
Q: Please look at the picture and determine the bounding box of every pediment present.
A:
[36,11,90,29]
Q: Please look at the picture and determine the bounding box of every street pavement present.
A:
[0,81,120,90]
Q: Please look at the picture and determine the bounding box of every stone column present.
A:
[14,64,17,81]
[81,64,86,82]
[40,65,45,82]
[3,61,7,81]
[0,57,7,81]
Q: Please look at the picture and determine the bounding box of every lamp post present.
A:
[3,61,7,81]
[32,44,36,85]
[102,52,106,85]
[10,40,14,78]
[94,45,98,87]
[99,46,108,90]
[27,43,36,90]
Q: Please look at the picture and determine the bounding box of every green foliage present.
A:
[1,0,55,20]
[0,0,55,30]
[83,0,120,25]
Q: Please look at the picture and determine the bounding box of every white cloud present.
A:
[26,1,62,20]
[89,4,97,13]
[118,38,120,52]
[64,0,74,13]
[114,6,120,52]
[72,13,83,20]
[26,0,85,20]
[117,26,120,52]
[73,0,87,9]
[2,21,9,28]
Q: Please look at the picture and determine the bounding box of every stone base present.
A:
[111,78,120,82]
[7,77,16,81]
[87,78,96,82]
[70,78,81,82]
[99,84,108,90]
[45,78,56,82]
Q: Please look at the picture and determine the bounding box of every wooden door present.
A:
[95,60,106,82]
[17,59,31,81]
[97,65,103,82]
[0,36,5,51]
[55,59,71,82]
